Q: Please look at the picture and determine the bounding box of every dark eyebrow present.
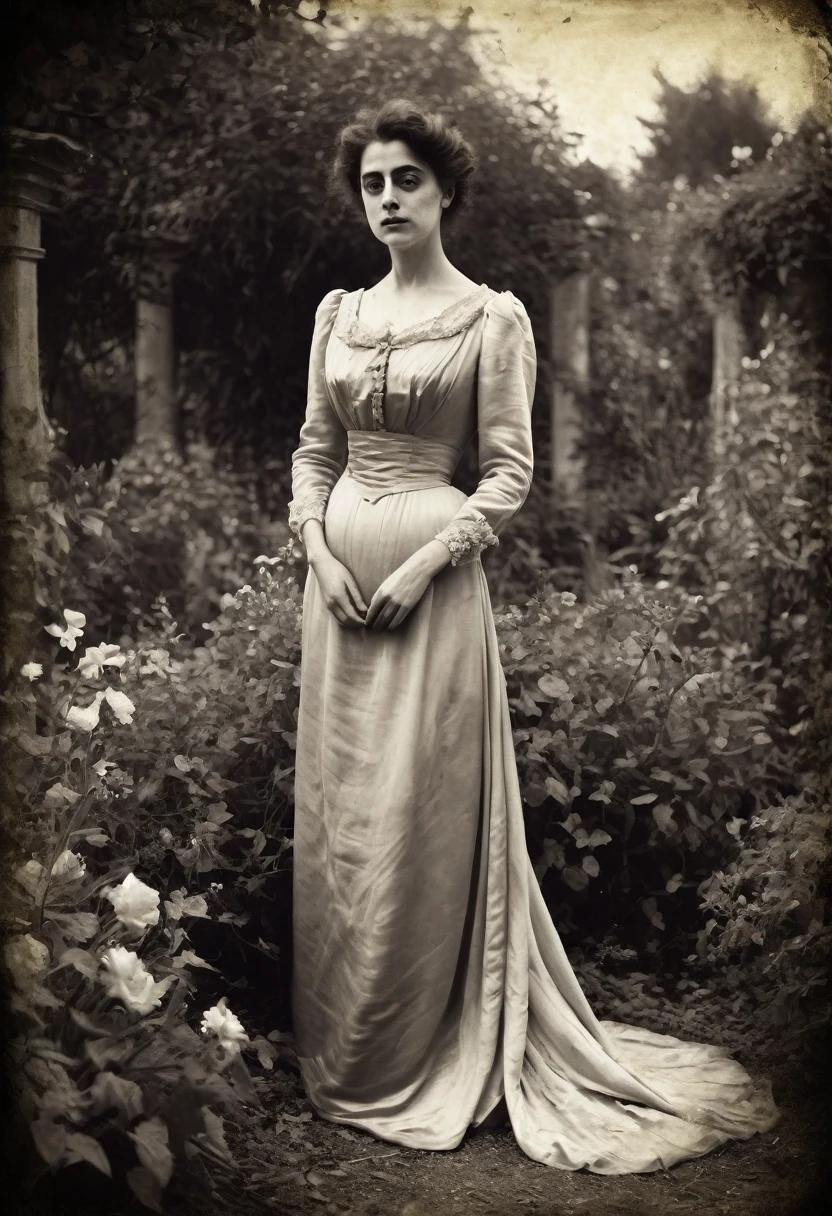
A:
[360,164,424,183]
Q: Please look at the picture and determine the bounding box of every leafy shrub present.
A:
[2,586,305,1208]
[569,954,771,1058]
[656,318,828,741]
[50,437,292,643]
[696,782,831,1042]
[495,573,787,959]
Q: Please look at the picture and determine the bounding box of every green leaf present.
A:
[562,865,590,892]
[89,1071,144,1121]
[57,948,99,979]
[65,1132,112,1177]
[641,897,665,930]
[30,1117,67,1167]
[126,1166,164,1214]
[537,673,570,700]
[652,804,677,833]
[10,730,53,757]
[45,912,99,942]
[523,782,548,808]
[544,775,570,804]
[130,1117,173,1188]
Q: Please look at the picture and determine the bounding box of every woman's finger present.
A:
[338,599,365,628]
[329,598,358,628]
[369,604,389,631]
[371,600,400,632]
[345,577,368,616]
[387,603,412,631]
[364,592,386,628]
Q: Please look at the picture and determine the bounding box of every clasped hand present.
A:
[312,550,438,632]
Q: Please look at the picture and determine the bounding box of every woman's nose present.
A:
[381,180,399,209]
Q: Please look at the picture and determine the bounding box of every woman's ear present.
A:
[442,187,454,209]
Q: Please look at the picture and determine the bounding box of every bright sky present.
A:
[319,0,824,172]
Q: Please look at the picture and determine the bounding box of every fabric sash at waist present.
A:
[345,430,459,503]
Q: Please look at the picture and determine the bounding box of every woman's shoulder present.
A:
[481,287,532,328]
[315,287,352,316]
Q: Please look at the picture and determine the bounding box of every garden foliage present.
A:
[42,436,291,642]
[4,540,302,1207]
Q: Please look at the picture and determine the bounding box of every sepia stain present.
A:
[323,0,827,167]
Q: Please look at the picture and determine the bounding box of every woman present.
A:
[287,99,778,1173]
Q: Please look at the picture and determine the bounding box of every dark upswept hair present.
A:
[329,98,477,219]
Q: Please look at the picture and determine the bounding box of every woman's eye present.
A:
[401,177,419,188]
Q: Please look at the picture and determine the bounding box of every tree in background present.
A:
[580,69,776,572]
[636,69,775,188]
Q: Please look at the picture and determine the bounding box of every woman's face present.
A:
[359,139,453,249]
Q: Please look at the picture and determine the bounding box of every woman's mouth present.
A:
[381,218,409,227]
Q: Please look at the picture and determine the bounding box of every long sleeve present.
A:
[434,291,537,565]
[287,289,349,538]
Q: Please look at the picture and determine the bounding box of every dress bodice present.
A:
[288,283,538,566]
[326,284,494,441]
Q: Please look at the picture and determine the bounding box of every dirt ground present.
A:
[160,1050,828,1216]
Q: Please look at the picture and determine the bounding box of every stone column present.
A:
[710,293,745,465]
[0,127,89,693]
[549,269,611,593]
[550,270,591,502]
[133,230,188,449]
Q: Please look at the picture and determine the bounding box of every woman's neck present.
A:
[384,233,464,292]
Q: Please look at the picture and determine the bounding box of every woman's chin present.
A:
[376,225,420,246]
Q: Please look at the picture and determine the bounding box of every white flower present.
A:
[51,850,86,882]
[45,609,86,651]
[78,644,125,680]
[103,687,135,725]
[65,687,135,732]
[253,555,280,566]
[21,663,43,680]
[100,946,173,1015]
[66,691,105,731]
[105,873,161,933]
[200,998,249,1055]
[560,592,577,607]
[164,888,209,921]
[4,933,50,991]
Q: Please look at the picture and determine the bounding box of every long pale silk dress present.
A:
[287,284,779,1173]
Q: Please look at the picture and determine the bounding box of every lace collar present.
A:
[333,283,493,349]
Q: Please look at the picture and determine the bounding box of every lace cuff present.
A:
[288,494,329,539]
[434,516,499,566]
